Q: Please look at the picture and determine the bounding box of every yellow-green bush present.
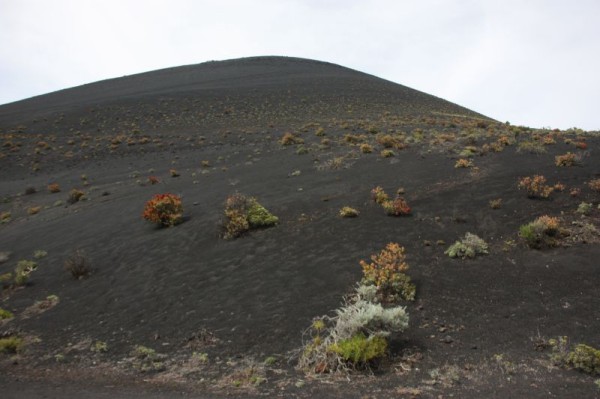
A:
[329,333,387,364]
[0,307,14,320]
[0,336,23,354]
[223,194,278,239]
[566,344,600,375]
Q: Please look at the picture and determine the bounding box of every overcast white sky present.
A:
[1,0,599,130]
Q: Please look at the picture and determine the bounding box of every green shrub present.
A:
[550,336,600,376]
[0,336,23,353]
[445,233,488,259]
[519,215,560,249]
[329,333,387,364]
[371,186,389,204]
[91,340,108,353]
[247,199,279,228]
[298,297,408,373]
[577,202,593,215]
[566,344,600,375]
[14,260,37,286]
[0,307,14,320]
[223,194,278,239]
[131,345,166,372]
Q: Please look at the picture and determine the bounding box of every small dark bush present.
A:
[64,250,92,279]
[67,189,85,204]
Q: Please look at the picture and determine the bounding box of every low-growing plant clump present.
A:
[0,307,14,320]
[280,132,303,145]
[298,243,414,373]
[518,175,554,199]
[577,202,593,215]
[298,294,408,373]
[489,198,502,209]
[0,336,23,354]
[519,215,561,249]
[380,149,395,158]
[371,186,411,216]
[47,183,61,193]
[14,259,38,286]
[381,197,411,216]
[339,206,359,218]
[588,179,600,192]
[555,152,578,167]
[64,249,92,279]
[130,345,167,372]
[67,189,85,204]
[454,158,473,168]
[371,186,389,205]
[223,193,278,239]
[142,193,183,227]
[359,243,415,302]
[445,233,489,259]
[549,336,600,376]
[359,143,373,153]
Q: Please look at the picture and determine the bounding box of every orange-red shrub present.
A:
[359,243,415,301]
[48,183,61,193]
[142,193,183,227]
[588,179,600,192]
[382,197,411,216]
[555,152,578,167]
[518,175,553,199]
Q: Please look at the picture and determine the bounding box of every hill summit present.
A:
[0,56,486,127]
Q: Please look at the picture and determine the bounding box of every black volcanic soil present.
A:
[1,57,599,398]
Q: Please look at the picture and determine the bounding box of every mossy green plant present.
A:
[566,344,600,375]
[0,336,23,354]
[247,199,279,228]
[329,333,387,364]
[0,307,14,320]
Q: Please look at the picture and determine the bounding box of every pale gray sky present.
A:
[1,0,599,130]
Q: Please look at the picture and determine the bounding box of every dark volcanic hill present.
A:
[0,56,485,127]
[1,57,599,399]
